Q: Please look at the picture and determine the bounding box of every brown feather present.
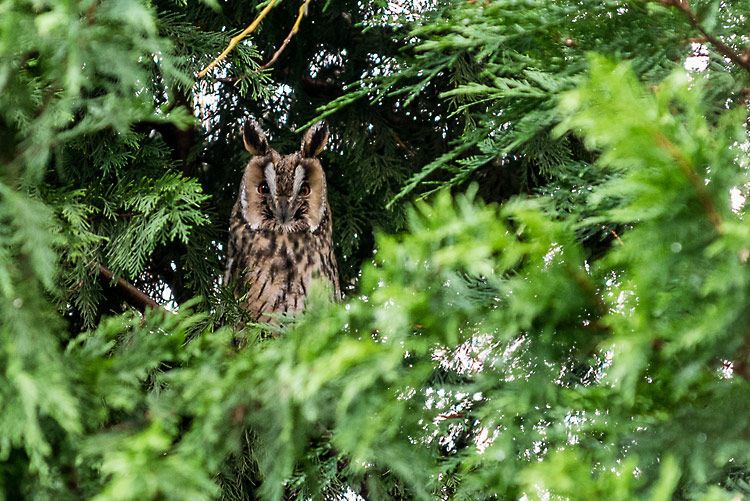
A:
[226,121,339,324]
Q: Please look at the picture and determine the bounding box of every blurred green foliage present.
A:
[1,0,750,499]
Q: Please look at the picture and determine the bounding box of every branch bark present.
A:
[662,0,750,76]
[654,132,723,233]
[197,0,279,79]
[261,0,312,70]
[98,264,162,313]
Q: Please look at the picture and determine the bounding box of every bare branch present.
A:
[197,0,279,79]
[98,264,162,313]
[261,0,312,70]
[661,0,750,76]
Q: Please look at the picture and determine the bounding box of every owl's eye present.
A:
[299,182,311,196]
[257,181,270,194]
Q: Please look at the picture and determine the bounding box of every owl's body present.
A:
[225,121,340,323]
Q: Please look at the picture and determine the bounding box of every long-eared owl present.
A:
[224,120,340,323]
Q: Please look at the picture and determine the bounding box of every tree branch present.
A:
[261,0,312,70]
[299,75,343,98]
[662,0,750,76]
[98,264,162,313]
[654,132,723,232]
[197,0,279,79]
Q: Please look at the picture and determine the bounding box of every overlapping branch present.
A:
[654,132,723,232]
[99,264,162,313]
[197,0,279,79]
[661,0,750,77]
[261,0,312,69]
[198,0,315,79]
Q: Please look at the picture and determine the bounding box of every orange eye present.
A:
[257,181,270,194]
[299,182,310,196]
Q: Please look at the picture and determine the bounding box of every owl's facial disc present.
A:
[258,161,315,232]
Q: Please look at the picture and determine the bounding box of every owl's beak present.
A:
[275,196,291,223]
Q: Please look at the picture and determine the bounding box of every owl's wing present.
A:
[224,231,240,287]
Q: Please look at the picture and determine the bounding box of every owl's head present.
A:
[239,120,331,233]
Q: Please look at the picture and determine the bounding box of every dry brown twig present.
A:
[197,0,279,79]
[261,0,312,69]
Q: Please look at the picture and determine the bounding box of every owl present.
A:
[225,120,340,323]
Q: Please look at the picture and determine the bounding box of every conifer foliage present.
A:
[1,0,750,499]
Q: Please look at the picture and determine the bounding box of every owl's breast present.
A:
[229,227,339,322]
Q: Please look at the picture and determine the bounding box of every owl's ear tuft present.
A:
[243,120,268,156]
[300,122,329,158]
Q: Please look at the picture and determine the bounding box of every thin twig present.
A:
[261,0,312,69]
[197,0,279,79]
[98,264,162,313]
[661,0,750,76]
[654,132,723,232]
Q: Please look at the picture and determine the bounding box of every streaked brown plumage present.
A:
[225,120,340,323]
